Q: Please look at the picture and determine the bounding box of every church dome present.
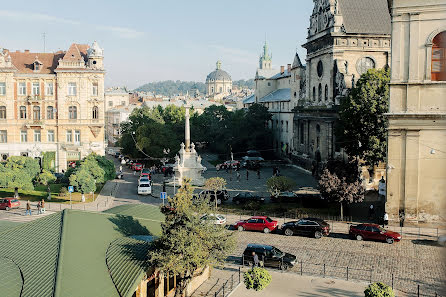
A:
[206,61,232,82]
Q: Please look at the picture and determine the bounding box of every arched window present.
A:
[92,106,99,119]
[69,106,77,119]
[47,106,54,119]
[0,106,5,119]
[432,31,446,81]
[357,57,375,75]
[33,106,40,120]
[20,106,26,119]
[318,84,322,101]
[313,87,316,101]
[324,85,328,101]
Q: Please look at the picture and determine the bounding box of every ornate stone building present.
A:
[385,0,446,222]
[0,41,105,171]
[205,61,232,98]
[292,0,391,170]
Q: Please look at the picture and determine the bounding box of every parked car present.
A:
[232,192,265,204]
[241,160,262,170]
[162,164,175,176]
[200,214,227,225]
[132,163,143,171]
[242,244,296,270]
[137,182,152,195]
[0,198,20,211]
[216,160,240,171]
[349,224,401,244]
[138,177,150,186]
[281,218,330,238]
[199,190,229,205]
[270,191,298,202]
[140,168,151,179]
[235,216,278,233]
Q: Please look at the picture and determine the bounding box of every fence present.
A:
[211,268,241,297]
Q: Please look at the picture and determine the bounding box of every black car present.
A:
[242,244,296,270]
[199,190,229,205]
[232,192,265,204]
[270,191,298,202]
[280,218,330,239]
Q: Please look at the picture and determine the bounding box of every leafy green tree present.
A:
[36,170,56,188]
[94,155,116,181]
[337,68,390,167]
[204,177,227,209]
[266,176,296,197]
[149,180,235,297]
[0,164,34,191]
[244,268,272,291]
[80,155,105,183]
[364,282,395,297]
[42,152,56,172]
[4,156,40,180]
[69,168,96,194]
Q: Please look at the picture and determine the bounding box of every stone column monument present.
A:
[169,104,206,186]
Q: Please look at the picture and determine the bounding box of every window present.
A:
[20,106,27,119]
[68,106,77,119]
[0,82,5,95]
[313,87,316,101]
[108,101,113,107]
[92,106,99,119]
[0,130,6,143]
[92,82,98,96]
[47,130,55,142]
[33,106,40,120]
[21,130,27,142]
[299,123,304,144]
[0,106,5,119]
[267,82,271,86]
[66,130,72,142]
[356,57,375,75]
[32,82,40,95]
[47,106,54,119]
[34,130,41,142]
[45,82,54,96]
[34,62,40,71]
[74,130,80,144]
[317,60,323,77]
[318,84,322,101]
[281,120,284,132]
[18,82,26,95]
[68,82,77,96]
[432,31,446,81]
[325,85,328,101]
[286,121,288,133]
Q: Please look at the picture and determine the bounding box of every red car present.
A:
[140,168,151,179]
[349,223,402,244]
[132,163,143,171]
[0,198,20,210]
[216,160,240,171]
[235,216,278,233]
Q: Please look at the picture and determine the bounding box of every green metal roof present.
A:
[0,220,22,233]
[0,206,164,297]
[103,204,165,222]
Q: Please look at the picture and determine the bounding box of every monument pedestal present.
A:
[168,143,206,186]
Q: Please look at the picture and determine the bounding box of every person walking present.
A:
[236,171,241,182]
[383,212,389,227]
[257,169,261,179]
[41,199,45,213]
[246,169,249,180]
[399,211,405,227]
[37,201,42,215]
[119,165,123,172]
[369,204,374,220]
[25,201,32,216]
[252,252,259,269]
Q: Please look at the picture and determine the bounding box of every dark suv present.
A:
[281,218,330,238]
[199,190,229,205]
[242,244,296,270]
[232,192,265,204]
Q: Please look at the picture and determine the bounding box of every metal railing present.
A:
[212,268,241,297]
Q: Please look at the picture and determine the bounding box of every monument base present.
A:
[168,143,206,187]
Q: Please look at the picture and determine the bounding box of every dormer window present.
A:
[33,57,43,72]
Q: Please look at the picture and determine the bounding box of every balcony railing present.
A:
[25,120,45,128]
[26,95,42,103]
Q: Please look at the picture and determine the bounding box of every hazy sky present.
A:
[0,0,313,89]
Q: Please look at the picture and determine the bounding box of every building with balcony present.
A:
[0,41,105,171]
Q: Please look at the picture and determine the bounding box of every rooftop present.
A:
[258,88,291,103]
[339,0,391,35]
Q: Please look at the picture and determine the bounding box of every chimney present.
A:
[280,66,285,74]
[15,50,20,53]
[24,50,30,53]
[287,64,291,73]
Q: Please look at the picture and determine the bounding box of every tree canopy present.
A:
[336,68,390,167]
[0,156,41,190]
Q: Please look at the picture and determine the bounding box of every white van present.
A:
[138,182,152,195]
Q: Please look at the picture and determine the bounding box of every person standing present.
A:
[25,201,32,216]
[237,171,241,182]
[119,165,123,172]
[369,204,374,219]
[246,169,249,180]
[41,199,45,213]
[383,212,389,227]
[399,211,405,227]
[257,169,261,179]
[37,201,42,215]
[252,252,259,269]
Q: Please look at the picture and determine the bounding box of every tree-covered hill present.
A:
[134,79,255,97]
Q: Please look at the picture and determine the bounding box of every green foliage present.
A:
[266,176,296,196]
[36,170,56,186]
[337,68,390,167]
[149,180,235,296]
[69,168,96,194]
[42,152,56,172]
[204,177,227,191]
[81,154,106,183]
[0,157,40,191]
[364,282,395,297]
[94,155,116,181]
[244,268,272,291]
[4,156,40,179]
[60,187,68,197]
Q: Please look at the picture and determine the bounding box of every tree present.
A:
[4,156,40,180]
[204,177,227,209]
[364,282,395,297]
[94,155,116,181]
[149,180,235,297]
[36,170,56,198]
[337,68,390,167]
[266,176,296,197]
[69,168,96,194]
[319,168,364,220]
[244,268,272,291]
[79,155,106,183]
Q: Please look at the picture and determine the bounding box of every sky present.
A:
[0,0,313,89]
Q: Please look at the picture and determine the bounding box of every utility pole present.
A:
[42,33,46,53]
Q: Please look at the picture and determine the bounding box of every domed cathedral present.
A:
[205,61,232,99]
[292,0,391,176]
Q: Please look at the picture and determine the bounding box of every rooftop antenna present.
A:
[42,33,46,53]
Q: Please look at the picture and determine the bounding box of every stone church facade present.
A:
[292,0,391,171]
[385,0,446,222]
[0,42,105,172]
[205,61,232,99]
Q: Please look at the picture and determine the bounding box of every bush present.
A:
[60,187,68,197]
[36,170,56,187]
[245,201,261,211]
[243,267,272,291]
[364,282,395,297]
[266,176,296,197]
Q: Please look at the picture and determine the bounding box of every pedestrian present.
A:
[237,172,241,182]
[25,200,32,216]
[119,165,122,172]
[257,169,261,179]
[246,169,249,180]
[383,212,389,227]
[399,211,405,227]
[252,252,259,269]
[133,170,136,176]
[41,199,45,213]
[37,201,42,215]
[369,204,374,219]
